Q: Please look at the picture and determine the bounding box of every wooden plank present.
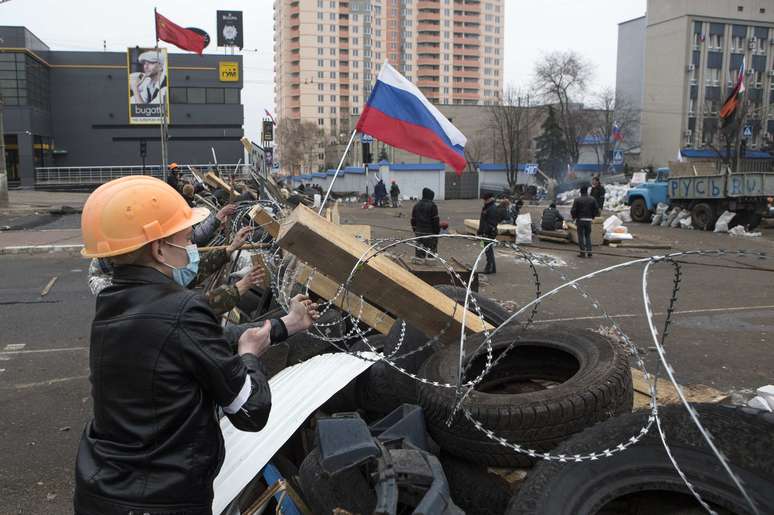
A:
[338,225,371,242]
[464,219,517,235]
[250,253,271,289]
[204,172,236,196]
[630,368,729,410]
[538,234,570,244]
[295,263,395,335]
[249,205,280,238]
[40,276,58,297]
[331,202,341,225]
[278,205,493,339]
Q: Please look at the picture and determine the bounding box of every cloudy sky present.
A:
[2,0,646,140]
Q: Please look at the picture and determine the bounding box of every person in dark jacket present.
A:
[390,180,401,207]
[374,179,388,207]
[541,203,564,231]
[166,162,180,192]
[74,176,319,515]
[477,193,499,273]
[590,176,606,211]
[570,185,600,258]
[411,187,440,260]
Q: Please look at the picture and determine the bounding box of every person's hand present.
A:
[227,226,253,253]
[237,320,271,357]
[281,294,320,335]
[236,265,266,295]
[216,204,237,222]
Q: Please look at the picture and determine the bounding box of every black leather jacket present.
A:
[478,200,499,237]
[74,265,272,515]
[411,199,440,234]
[571,195,600,221]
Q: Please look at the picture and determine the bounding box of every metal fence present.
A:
[34,164,253,188]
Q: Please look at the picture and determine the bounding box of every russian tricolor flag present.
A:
[356,62,467,174]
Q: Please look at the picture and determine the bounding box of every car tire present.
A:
[507,404,774,515]
[440,453,518,515]
[417,326,633,467]
[298,448,376,514]
[630,198,651,223]
[691,202,717,231]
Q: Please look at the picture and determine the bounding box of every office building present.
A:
[618,0,774,167]
[1,26,245,187]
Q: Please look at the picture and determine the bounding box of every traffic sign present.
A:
[613,150,624,165]
[743,126,753,138]
[524,164,538,175]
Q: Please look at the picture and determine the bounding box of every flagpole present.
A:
[154,8,159,46]
[319,128,357,214]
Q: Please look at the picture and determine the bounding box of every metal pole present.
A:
[319,128,357,214]
[0,97,8,207]
[160,99,168,181]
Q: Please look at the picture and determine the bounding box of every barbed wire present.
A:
[214,210,767,514]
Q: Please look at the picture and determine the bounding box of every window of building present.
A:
[206,88,226,104]
[224,89,240,104]
[318,106,325,114]
[170,87,188,104]
[318,118,325,126]
[187,87,206,104]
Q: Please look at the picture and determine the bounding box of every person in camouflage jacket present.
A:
[88,226,264,316]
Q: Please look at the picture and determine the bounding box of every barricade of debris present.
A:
[167,159,771,514]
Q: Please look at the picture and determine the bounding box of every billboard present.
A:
[126,47,170,125]
[217,11,244,48]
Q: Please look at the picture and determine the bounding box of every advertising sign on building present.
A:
[126,47,169,125]
[217,11,244,48]
[219,61,239,82]
[262,120,274,142]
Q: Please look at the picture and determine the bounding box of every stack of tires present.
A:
[357,285,635,514]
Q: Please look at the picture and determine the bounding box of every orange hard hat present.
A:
[81,175,209,258]
[169,162,178,170]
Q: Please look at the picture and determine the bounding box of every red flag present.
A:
[155,11,206,54]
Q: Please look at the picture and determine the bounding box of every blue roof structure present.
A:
[478,163,528,172]
[681,148,771,160]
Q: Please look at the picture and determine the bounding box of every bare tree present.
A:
[463,129,486,173]
[534,51,593,164]
[586,87,641,171]
[488,86,539,189]
[276,119,322,175]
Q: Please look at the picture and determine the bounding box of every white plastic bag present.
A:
[603,215,623,233]
[663,207,679,227]
[714,211,736,233]
[679,216,693,230]
[729,226,762,238]
[605,232,634,241]
[670,209,690,228]
[515,213,532,244]
[651,203,669,225]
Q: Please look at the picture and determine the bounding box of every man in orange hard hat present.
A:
[74,176,318,515]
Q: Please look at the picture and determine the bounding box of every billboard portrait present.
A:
[126,47,170,125]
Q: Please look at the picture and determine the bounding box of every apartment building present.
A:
[273,0,504,143]
[627,0,774,167]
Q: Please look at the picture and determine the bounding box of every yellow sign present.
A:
[219,61,239,82]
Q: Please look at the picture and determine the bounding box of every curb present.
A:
[0,244,84,256]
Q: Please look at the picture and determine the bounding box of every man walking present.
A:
[410,187,440,262]
[570,185,600,258]
[477,193,499,274]
[590,176,606,212]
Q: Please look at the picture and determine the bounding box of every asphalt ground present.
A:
[0,200,772,513]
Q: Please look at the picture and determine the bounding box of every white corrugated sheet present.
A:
[212,351,379,514]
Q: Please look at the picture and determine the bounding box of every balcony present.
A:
[417,56,441,66]
[289,4,300,16]
[417,33,441,44]
[417,1,441,10]
[417,10,440,21]
[418,20,441,30]
[418,78,440,87]
[454,91,480,100]
[455,69,479,78]
[455,13,479,23]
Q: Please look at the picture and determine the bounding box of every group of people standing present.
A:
[373,178,401,208]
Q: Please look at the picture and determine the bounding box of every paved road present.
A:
[0,202,772,513]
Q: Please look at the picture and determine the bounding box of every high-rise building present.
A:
[273,0,504,139]
[619,0,774,167]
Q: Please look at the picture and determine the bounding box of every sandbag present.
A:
[516,213,532,244]
[714,210,736,233]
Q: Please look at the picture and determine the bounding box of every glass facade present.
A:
[0,52,50,110]
[169,87,240,104]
